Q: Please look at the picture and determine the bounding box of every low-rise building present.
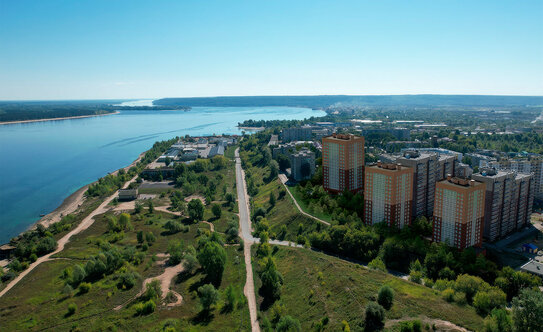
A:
[118,188,138,201]
[520,260,543,278]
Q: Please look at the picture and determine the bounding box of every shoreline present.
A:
[19,151,146,238]
[0,111,120,125]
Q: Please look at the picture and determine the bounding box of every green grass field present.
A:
[0,206,249,331]
[253,246,484,331]
[251,179,325,242]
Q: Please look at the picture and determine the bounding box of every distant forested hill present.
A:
[0,102,190,122]
[155,95,543,108]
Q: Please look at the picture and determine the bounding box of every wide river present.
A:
[0,106,325,243]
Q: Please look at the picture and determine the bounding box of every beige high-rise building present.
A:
[432,176,486,249]
[322,134,364,193]
[364,162,414,228]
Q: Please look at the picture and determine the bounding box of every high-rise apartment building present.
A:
[512,173,535,231]
[281,126,313,142]
[396,150,438,218]
[289,148,316,182]
[471,169,516,242]
[322,134,364,193]
[432,176,486,249]
[364,162,414,228]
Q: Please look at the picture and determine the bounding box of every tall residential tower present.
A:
[322,134,364,193]
[364,162,414,228]
[432,176,486,249]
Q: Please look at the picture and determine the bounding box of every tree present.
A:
[512,288,543,332]
[168,241,184,265]
[147,200,154,214]
[454,274,487,303]
[473,288,506,315]
[183,253,198,274]
[268,160,279,181]
[67,303,77,316]
[118,213,131,230]
[198,284,219,311]
[483,309,512,332]
[276,315,301,332]
[224,285,240,312]
[365,302,385,331]
[164,220,182,234]
[259,257,283,301]
[188,199,205,221]
[378,285,394,310]
[212,203,222,219]
[269,192,276,207]
[197,241,227,286]
[137,231,144,244]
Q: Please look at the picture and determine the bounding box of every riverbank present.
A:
[0,111,119,125]
[24,151,145,235]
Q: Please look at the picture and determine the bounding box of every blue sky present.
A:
[1,0,542,100]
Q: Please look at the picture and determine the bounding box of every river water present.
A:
[0,106,324,243]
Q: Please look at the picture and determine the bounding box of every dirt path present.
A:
[278,174,330,226]
[0,175,138,299]
[114,258,185,310]
[385,316,470,332]
[153,206,215,232]
[235,148,261,332]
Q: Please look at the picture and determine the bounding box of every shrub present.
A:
[409,270,423,284]
[198,283,219,311]
[442,288,455,302]
[368,257,386,272]
[364,302,385,331]
[67,303,77,316]
[79,282,92,294]
[377,285,394,310]
[399,320,422,332]
[135,299,156,315]
[454,292,467,305]
[276,315,301,332]
[117,271,138,290]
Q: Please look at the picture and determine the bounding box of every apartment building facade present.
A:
[364,162,414,228]
[432,176,486,249]
[322,134,364,193]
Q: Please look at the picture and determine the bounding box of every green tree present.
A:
[197,241,227,286]
[512,288,543,332]
[483,309,512,332]
[118,213,131,230]
[137,230,144,244]
[259,257,283,301]
[147,200,154,214]
[378,285,394,310]
[473,288,506,315]
[164,220,182,234]
[212,203,222,219]
[183,253,198,274]
[198,283,219,311]
[365,302,385,331]
[188,199,205,221]
[276,315,301,332]
[269,192,276,207]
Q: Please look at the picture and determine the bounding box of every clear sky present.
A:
[1,0,542,100]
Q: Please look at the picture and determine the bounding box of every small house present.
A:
[118,188,138,201]
[522,243,538,254]
[0,244,15,260]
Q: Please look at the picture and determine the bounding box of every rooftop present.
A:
[440,175,484,188]
[324,133,363,141]
[520,260,543,277]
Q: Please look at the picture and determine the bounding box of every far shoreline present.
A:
[0,111,120,125]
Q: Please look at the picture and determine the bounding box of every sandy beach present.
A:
[0,111,119,125]
[30,151,146,231]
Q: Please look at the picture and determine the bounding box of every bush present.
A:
[399,320,422,332]
[135,299,156,315]
[442,288,455,302]
[364,302,385,331]
[198,283,219,311]
[67,303,77,316]
[377,285,394,310]
[276,315,301,332]
[368,257,386,272]
[117,271,138,290]
[473,288,506,315]
[79,282,92,294]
